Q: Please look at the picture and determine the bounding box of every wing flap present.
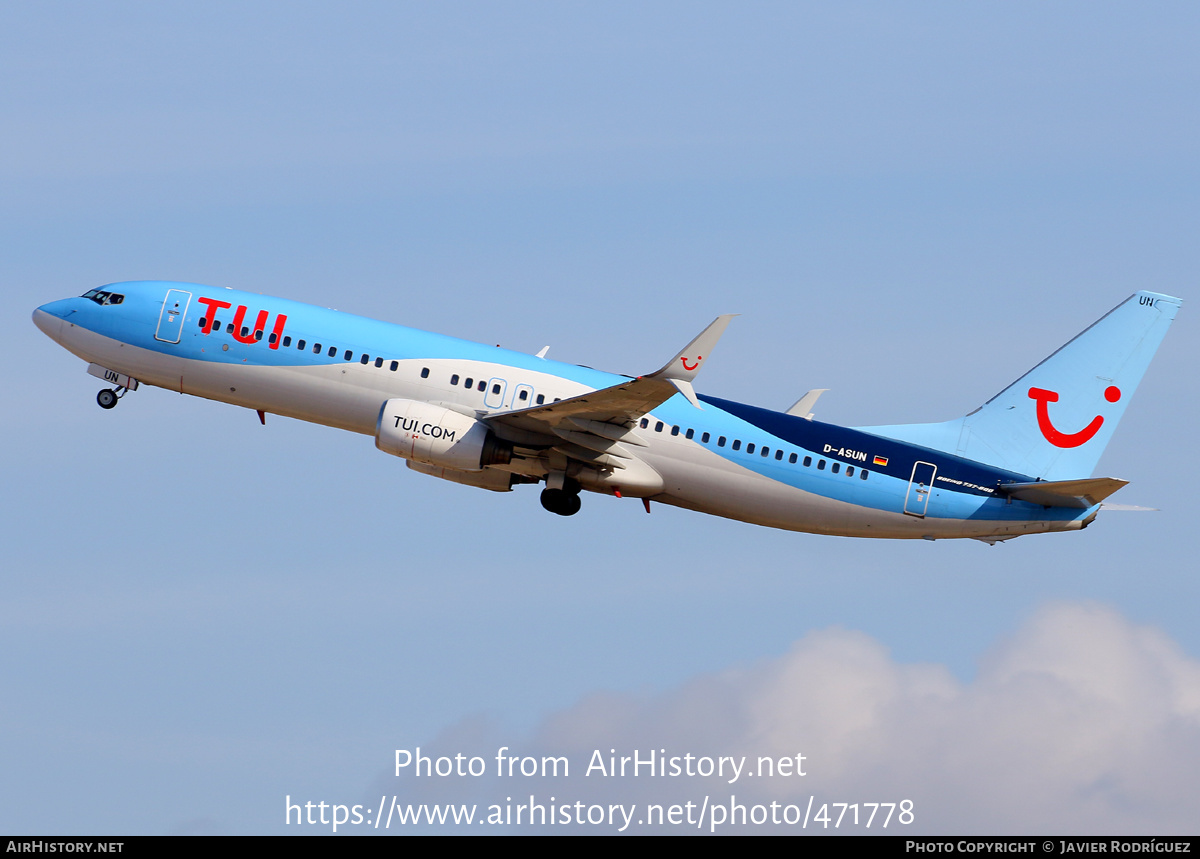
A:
[551,441,628,469]
[551,427,635,459]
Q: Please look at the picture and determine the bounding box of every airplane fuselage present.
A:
[36,281,1176,541]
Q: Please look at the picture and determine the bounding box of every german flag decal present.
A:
[873,455,889,467]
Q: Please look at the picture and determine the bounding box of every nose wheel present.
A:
[96,387,128,409]
[540,487,582,516]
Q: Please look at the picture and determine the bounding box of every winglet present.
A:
[668,378,701,409]
[786,389,829,420]
[649,315,736,384]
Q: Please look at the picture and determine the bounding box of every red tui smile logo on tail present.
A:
[1028,385,1121,448]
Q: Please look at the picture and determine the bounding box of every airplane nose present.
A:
[32,307,61,339]
[33,300,74,340]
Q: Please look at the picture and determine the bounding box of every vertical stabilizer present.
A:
[858,292,1181,480]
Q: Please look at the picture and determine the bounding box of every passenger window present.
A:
[671,425,680,436]
[390,361,399,371]
[344,349,353,361]
[718,436,726,447]
[255,330,263,341]
[746,442,755,454]
[655,421,664,432]
[685,428,694,440]
[422,368,431,379]
[492,383,501,395]
[313,343,322,354]
[803,455,811,467]
[518,389,528,401]
[197,318,205,328]
[360,354,369,364]
[297,339,306,350]
[831,463,840,474]
[536,394,545,405]
[226,323,235,334]
[451,374,459,385]
[478,381,486,392]
[640,418,649,429]
[701,432,710,443]
[375,357,384,368]
[241,327,249,338]
[732,440,741,451]
[328,346,336,357]
[860,470,869,480]
[269,333,277,344]
[846,466,854,477]
[283,336,291,347]
[817,459,826,470]
[761,447,770,458]
[775,450,783,461]
[464,377,474,388]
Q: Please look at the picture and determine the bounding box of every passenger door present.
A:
[155,288,192,344]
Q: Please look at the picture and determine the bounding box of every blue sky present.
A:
[4,2,1199,834]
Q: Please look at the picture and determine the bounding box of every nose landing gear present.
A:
[87,365,139,410]
[96,386,129,409]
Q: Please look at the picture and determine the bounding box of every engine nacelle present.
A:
[376,398,511,471]
[406,460,515,492]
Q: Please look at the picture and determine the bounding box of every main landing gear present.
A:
[540,487,582,516]
[96,387,129,409]
[540,483,582,516]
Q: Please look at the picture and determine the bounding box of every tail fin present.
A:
[858,292,1181,480]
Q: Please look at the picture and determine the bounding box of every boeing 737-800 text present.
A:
[33,283,1179,542]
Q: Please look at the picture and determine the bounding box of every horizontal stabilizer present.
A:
[997,477,1128,508]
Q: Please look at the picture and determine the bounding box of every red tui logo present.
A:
[1028,385,1121,448]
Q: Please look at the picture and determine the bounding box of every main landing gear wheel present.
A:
[97,389,119,409]
[540,487,582,516]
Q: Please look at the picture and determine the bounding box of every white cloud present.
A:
[402,603,1200,833]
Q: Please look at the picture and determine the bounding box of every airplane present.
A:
[33,283,1179,542]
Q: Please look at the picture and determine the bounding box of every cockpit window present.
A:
[82,289,124,306]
